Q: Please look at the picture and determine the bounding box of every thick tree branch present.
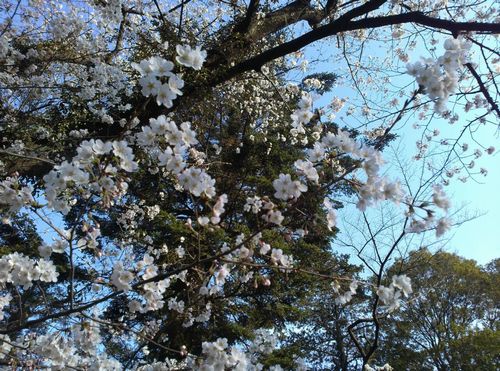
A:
[210,11,500,87]
[233,0,261,34]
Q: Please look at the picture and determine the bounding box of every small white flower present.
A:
[176,44,207,70]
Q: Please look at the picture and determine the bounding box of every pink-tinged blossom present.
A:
[263,209,284,225]
[436,217,451,237]
[432,185,450,211]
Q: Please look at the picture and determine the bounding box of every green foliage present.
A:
[378,249,500,370]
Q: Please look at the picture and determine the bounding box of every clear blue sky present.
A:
[441,130,499,264]
[296,27,499,265]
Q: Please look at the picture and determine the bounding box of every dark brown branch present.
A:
[168,0,194,13]
[465,62,500,118]
[233,0,261,34]
[105,9,128,63]
[245,0,328,42]
[153,0,167,25]
[0,149,55,165]
[374,87,423,150]
[210,10,500,87]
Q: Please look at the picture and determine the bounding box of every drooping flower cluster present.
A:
[110,262,135,291]
[407,37,471,113]
[133,56,182,108]
[134,114,219,199]
[323,198,337,231]
[128,254,173,313]
[178,167,216,198]
[290,93,314,137]
[407,184,452,237]
[302,127,403,211]
[321,130,402,210]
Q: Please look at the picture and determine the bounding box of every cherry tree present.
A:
[0,0,498,369]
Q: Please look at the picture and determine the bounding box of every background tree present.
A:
[377,249,500,370]
[281,254,367,371]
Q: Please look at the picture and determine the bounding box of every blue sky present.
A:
[294,26,499,265]
[442,129,499,264]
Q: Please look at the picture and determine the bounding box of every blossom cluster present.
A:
[407,37,471,113]
[133,56,184,108]
[376,275,413,312]
[244,196,285,226]
[290,93,314,137]
[364,364,394,371]
[0,294,12,321]
[407,185,452,237]
[0,177,34,213]
[273,173,307,200]
[136,114,218,199]
[0,1,496,369]
[133,44,206,108]
[198,193,228,226]
[186,329,301,370]
[33,330,121,370]
[0,253,59,289]
[298,125,403,212]
[42,139,138,214]
[332,279,359,305]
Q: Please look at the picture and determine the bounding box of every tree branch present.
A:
[465,62,500,118]
[210,11,500,87]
